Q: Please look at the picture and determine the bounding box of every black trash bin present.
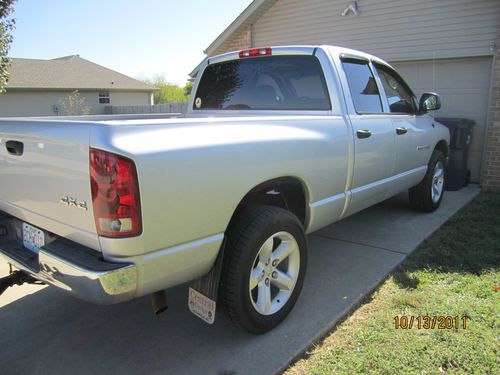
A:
[435,117,475,191]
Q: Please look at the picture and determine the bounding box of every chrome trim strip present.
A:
[310,166,426,209]
[310,192,346,208]
[351,166,427,194]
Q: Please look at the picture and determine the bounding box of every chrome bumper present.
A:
[0,217,137,305]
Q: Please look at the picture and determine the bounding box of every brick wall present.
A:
[482,33,500,192]
[212,26,251,56]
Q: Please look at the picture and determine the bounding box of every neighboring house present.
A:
[191,0,500,191]
[0,55,156,117]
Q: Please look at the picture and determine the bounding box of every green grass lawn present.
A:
[286,193,499,375]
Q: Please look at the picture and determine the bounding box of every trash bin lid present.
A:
[435,117,475,130]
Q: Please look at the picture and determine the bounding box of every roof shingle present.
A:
[7,55,156,91]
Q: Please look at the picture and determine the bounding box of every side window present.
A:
[341,60,383,113]
[375,64,416,114]
[99,91,110,104]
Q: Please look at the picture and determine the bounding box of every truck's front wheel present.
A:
[409,149,446,212]
[221,206,307,334]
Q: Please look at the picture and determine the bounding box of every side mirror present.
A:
[419,92,441,113]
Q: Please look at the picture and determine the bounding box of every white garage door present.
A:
[392,56,493,182]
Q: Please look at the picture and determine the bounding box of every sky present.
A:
[8,0,253,86]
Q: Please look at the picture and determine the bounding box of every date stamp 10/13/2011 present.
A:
[394,315,468,330]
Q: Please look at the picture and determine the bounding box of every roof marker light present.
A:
[239,47,272,58]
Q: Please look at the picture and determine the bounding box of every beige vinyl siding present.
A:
[108,91,152,106]
[0,91,92,117]
[0,90,152,117]
[253,0,500,62]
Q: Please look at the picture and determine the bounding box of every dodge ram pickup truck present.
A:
[0,45,449,333]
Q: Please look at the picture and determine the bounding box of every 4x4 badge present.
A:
[60,196,88,211]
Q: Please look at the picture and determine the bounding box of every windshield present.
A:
[193,55,331,111]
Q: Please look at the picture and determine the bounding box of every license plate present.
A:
[22,223,45,254]
[188,287,216,324]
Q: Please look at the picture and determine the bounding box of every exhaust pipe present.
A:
[152,290,168,315]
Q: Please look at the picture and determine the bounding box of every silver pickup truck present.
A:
[0,45,449,333]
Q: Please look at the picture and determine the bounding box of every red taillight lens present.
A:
[90,148,142,238]
[239,47,272,58]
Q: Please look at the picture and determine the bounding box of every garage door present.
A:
[392,56,493,182]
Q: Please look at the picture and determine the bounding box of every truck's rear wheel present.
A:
[221,205,307,334]
[409,150,445,212]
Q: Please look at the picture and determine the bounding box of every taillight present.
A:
[90,148,142,237]
[239,47,272,58]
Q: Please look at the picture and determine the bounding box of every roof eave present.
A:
[204,0,276,56]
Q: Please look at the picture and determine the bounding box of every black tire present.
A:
[409,150,446,212]
[220,205,307,334]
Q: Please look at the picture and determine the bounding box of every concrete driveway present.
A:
[0,186,480,375]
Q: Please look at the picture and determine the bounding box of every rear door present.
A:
[0,119,99,250]
[339,56,395,216]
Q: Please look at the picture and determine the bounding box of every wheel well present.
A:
[232,177,308,227]
[435,140,449,158]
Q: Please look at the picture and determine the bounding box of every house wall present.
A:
[107,91,153,107]
[213,25,252,56]
[251,0,499,62]
[0,90,153,117]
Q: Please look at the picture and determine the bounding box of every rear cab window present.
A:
[194,55,331,111]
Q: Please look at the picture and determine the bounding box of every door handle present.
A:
[356,129,372,139]
[6,140,24,156]
[396,127,408,135]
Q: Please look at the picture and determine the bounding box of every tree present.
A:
[58,90,91,116]
[141,74,190,104]
[154,83,187,104]
[0,0,16,93]
[183,81,193,98]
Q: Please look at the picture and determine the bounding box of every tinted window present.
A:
[194,55,331,110]
[375,64,417,114]
[342,60,383,113]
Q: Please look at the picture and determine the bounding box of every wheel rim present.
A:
[431,160,445,203]
[249,231,300,316]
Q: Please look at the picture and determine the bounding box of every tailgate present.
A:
[0,119,100,250]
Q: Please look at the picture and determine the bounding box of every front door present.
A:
[374,63,432,195]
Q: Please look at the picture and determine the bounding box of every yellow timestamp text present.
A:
[394,315,467,330]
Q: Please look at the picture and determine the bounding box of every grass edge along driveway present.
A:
[285,192,499,375]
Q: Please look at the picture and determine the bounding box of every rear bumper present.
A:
[0,216,137,305]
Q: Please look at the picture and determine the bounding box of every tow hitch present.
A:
[0,269,43,296]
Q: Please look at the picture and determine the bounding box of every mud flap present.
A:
[188,238,225,324]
